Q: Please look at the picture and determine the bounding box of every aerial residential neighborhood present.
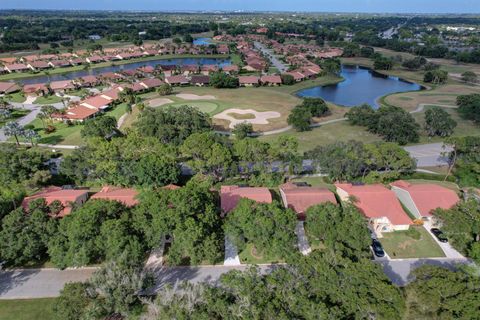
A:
[0,1,479,319]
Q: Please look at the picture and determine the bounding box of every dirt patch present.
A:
[250,246,263,259]
[148,98,173,107]
[214,108,281,129]
[176,93,216,100]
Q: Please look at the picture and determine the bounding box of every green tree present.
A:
[232,122,254,139]
[156,83,173,96]
[320,58,341,74]
[457,93,480,124]
[305,203,371,260]
[424,69,448,84]
[424,106,457,137]
[209,72,239,88]
[180,132,233,181]
[224,199,298,259]
[4,121,24,146]
[280,74,295,85]
[53,282,99,320]
[81,116,118,138]
[373,55,394,70]
[461,71,478,83]
[301,97,330,117]
[135,105,212,145]
[405,265,480,319]
[287,106,312,131]
[433,200,480,262]
[0,200,57,267]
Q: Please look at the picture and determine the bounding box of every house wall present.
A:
[391,186,421,219]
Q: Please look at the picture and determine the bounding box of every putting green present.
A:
[166,102,219,114]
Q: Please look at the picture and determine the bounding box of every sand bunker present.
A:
[148,98,173,107]
[214,108,281,129]
[176,93,216,100]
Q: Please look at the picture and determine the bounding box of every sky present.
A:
[1,0,479,13]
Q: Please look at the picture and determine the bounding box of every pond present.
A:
[296,65,423,108]
[193,37,213,46]
[18,57,232,85]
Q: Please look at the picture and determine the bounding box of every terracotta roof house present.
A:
[50,80,76,92]
[86,55,105,64]
[261,75,282,86]
[180,64,199,75]
[138,65,155,74]
[220,185,272,215]
[335,183,413,235]
[91,186,139,207]
[0,82,20,94]
[390,180,460,220]
[79,75,100,87]
[200,65,218,75]
[101,86,124,100]
[165,75,190,86]
[190,75,210,86]
[286,71,307,82]
[22,186,89,218]
[99,72,124,82]
[27,61,51,70]
[4,63,30,73]
[48,60,71,68]
[81,95,112,110]
[217,44,230,54]
[55,104,100,121]
[279,182,337,220]
[140,78,164,90]
[239,75,260,87]
[222,65,239,74]
[23,83,49,96]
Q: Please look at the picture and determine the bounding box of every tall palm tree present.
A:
[23,129,40,147]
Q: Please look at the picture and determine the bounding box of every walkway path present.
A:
[295,221,311,255]
[223,236,241,266]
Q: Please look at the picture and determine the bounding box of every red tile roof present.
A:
[165,75,189,84]
[81,95,112,109]
[22,187,89,217]
[60,105,100,120]
[335,183,413,226]
[140,78,163,89]
[280,182,337,219]
[239,75,260,85]
[390,180,460,217]
[261,75,282,84]
[50,80,75,91]
[0,82,20,94]
[91,186,139,207]
[220,185,272,214]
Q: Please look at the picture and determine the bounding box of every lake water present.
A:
[296,65,423,108]
[18,57,231,85]
[193,38,213,46]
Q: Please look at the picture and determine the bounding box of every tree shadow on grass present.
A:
[38,135,64,145]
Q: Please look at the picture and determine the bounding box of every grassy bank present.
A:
[0,298,56,320]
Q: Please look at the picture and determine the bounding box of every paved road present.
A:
[376,258,471,286]
[404,142,452,167]
[254,41,288,73]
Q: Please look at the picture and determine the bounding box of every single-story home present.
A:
[22,186,89,217]
[390,180,460,220]
[23,83,49,96]
[190,75,210,86]
[50,80,76,92]
[4,63,30,73]
[0,81,21,94]
[54,104,100,122]
[220,185,272,215]
[78,75,100,87]
[335,183,413,235]
[239,75,260,87]
[27,60,51,71]
[139,78,164,90]
[222,65,239,74]
[48,60,71,68]
[81,95,112,110]
[86,56,105,64]
[279,182,337,220]
[165,75,190,86]
[261,75,282,86]
[91,186,139,207]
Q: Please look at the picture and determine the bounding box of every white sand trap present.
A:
[148,98,173,107]
[176,93,216,100]
[214,108,281,129]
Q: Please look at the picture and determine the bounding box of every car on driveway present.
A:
[372,239,385,257]
[430,228,448,243]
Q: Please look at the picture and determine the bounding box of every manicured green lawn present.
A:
[380,226,445,259]
[23,104,127,146]
[166,101,220,114]
[0,298,56,320]
[239,243,284,265]
[33,95,63,105]
[5,91,26,103]
[0,109,29,127]
[290,176,335,190]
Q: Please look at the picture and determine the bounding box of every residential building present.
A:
[22,187,89,218]
[279,182,337,220]
[239,75,260,87]
[390,180,460,220]
[0,82,20,94]
[220,185,272,215]
[91,186,139,207]
[335,183,413,235]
